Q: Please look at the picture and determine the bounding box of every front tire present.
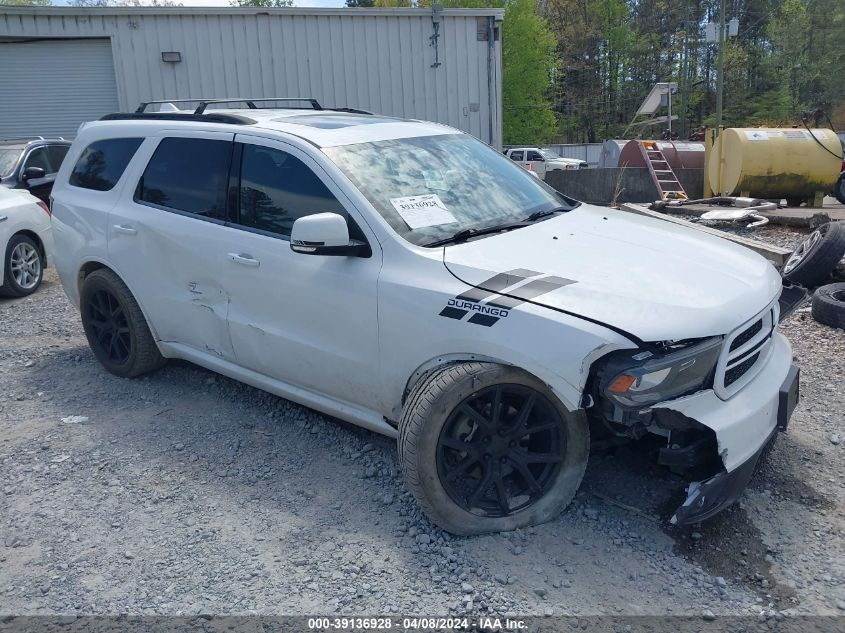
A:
[0,234,43,298]
[399,362,589,535]
[80,269,165,378]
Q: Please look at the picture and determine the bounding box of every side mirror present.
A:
[22,166,46,182]
[290,212,371,257]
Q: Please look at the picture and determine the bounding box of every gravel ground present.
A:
[1,227,843,617]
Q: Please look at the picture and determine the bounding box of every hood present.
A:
[442,204,782,342]
[0,185,40,208]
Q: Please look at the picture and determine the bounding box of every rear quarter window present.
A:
[69,138,144,192]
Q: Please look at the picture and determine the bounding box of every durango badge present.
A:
[439,269,576,327]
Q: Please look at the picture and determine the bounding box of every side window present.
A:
[527,151,543,161]
[510,151,523,161]
[47,145,70,172]
[69,138,144,192]
[23,147,51,173]
[136,137,232,221]
[238,144,345,237]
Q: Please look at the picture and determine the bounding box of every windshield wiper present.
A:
[424,222,529,247]
[524,206,570,222]
[425,206,571,248]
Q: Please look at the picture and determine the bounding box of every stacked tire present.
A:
[811,283,845,330]
[782,221,845,330]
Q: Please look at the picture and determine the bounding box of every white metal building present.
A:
[0,6,503,147]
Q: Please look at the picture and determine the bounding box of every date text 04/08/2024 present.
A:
[307,616,528,630]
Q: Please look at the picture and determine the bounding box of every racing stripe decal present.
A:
[453,268,542,304]
[487,276,576,310]
[440,271,575,327]
[467,313,499,327]
[439,306,469,320]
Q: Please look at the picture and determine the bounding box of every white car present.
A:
[0,187,53,297]
[51,101,801,534]
[505,147,588,179]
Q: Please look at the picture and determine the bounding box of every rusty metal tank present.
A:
[616,140,705,169]
[708,128,842,199]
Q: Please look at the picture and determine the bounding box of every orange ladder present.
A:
[639,140,688,201]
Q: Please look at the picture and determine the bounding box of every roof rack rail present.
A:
[1,136,68,142]
[100,112,256,125]
[135,98,323,115]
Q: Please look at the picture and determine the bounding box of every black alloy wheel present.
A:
[436,384,564,518]
[85,288,133,365]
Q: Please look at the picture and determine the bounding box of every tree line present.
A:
[8,0,843,144]
[349,0,844,144]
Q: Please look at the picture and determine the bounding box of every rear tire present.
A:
[80,269,165,377]
[782,221,845,288]
[398,362,589,535]
[0,234,43,298]
[811,283,845,330]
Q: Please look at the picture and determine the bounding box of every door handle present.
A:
[228,253,260,267]
[0,215,7,223]
[113,224,137,235]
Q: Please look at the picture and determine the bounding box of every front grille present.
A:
[724,352,760,387]
[714,298,780,399]
[729,319,762,352]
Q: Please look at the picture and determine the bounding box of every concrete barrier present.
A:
[545,168,704,205]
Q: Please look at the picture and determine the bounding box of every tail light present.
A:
[37,200,51,217]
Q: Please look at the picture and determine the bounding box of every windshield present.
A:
[324,134,576,246]
[0,147,23,178]
[539,149,560,160]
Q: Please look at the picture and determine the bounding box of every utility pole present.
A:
[715,0,725,137]
[668,89,673,137]
[679,21,689,138]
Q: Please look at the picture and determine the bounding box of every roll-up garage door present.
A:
[0,39,119,139]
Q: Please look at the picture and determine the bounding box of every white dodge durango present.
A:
[51,100,802,534]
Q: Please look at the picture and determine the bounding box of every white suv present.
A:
[51,100,802,534]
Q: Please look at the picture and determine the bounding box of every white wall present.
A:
[0,7,503,147]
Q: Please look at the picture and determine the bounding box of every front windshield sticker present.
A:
[390,194,458,230]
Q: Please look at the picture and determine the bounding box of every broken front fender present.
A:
[778,280,809,322]
[654,332,798,523]
[671,428,776,524]
[654,332,793,473]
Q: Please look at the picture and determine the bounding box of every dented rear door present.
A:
[107,131,236,360]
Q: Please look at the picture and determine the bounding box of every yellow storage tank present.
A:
[708,128,842,205]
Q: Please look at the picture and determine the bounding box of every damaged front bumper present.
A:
[656,332,799,525]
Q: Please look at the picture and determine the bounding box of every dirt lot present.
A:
[1,244,843,617]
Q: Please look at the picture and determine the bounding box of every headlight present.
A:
[599,337,723,408]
